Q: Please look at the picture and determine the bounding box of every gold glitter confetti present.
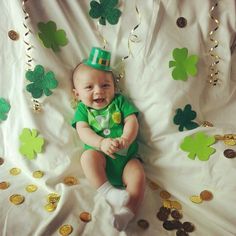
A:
[32,170,44,178]
[10,167,21,175]
[0,181,10,190]
[9,194,25,205]
[25,184,38,193]
[59,224,73,236]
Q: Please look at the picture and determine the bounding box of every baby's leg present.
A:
[113,159,146,231]
[80,150,129,208]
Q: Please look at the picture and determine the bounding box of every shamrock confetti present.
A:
[89,0,122,25]
[173,104,199,131]
[25,64,58,99]
[37,21,68,52]
[19,128,45,160]
[169,48,199,81]
[0,98,10,121]
[180,132,216,161]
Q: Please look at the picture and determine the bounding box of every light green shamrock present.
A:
[19,128,45,160]
[180,131,216,161]
[169,48,199,81]
[25,64,58,98]
[0,98,10,121]
[37,21,68,52]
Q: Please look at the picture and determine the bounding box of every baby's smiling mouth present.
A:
[93,98,105,104]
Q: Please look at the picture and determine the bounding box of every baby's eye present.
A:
[85,85,92,89]
[102,84,110,88]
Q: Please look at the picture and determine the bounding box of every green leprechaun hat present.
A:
[83,47,112,71]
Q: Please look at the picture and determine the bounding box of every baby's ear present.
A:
[73,89,79,100]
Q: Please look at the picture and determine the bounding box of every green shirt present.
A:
[71,94,139,155]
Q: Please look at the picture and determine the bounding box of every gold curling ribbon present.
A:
[208,1,221,86]
[116,4,141,84]
[96,22,109,50]
[22,0,33,68]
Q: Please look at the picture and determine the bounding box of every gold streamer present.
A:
[207,1,221,86]
[32,99,42,112]
[22,0,33,68]
[116,4,141,84]
[96,22,109,49]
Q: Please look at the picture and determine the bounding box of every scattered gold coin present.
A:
[200,190,213,201]
[8,30,19,40]
[0,181,10,190]
[160,190,171,199]
[63,176,78,186]
[224,139,236,146]
[148,180,159,190]
[25,184,38,193]
[171,200,182,210]
[44,203,57,212]
[47,193,60,203]
[80,211,92,222]
[32,170,44,178]
[10,167,21,175]
[190,195,203,204]
[163,200,171,209]
[59,224,73,236]
[9,194,25,205]
[0,157,4,165]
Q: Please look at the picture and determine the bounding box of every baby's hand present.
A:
[116,137,130,150]
[100,138,119,159]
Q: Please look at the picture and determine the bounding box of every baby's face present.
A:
[73,64,115,110]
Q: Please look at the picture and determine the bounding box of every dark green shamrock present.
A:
[169,48,199,81]
[173,104,199,131]
[180,131,216,161]
[37,21,68,52]
[0,98,10,121]
[89,0,122,25]
[25,65,58,99]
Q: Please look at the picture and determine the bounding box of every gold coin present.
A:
[163,200,171,209]
[47,193,60,203]
[171,200,182,210]
[224,139,236,146]
[200,190,213,201]
[9,194,25,205]
[8,30,19,40]
[160,190,171,199]
[32,170,44,178]
[148,180,159,190]
[79,211,92,222]
[190,195,203,204]
[0,181,10,190]
[44,203,57,212]
[9,167,21,175]
[59,224,73,236]
[63,176,78,186]
[25,184,38,193]
[0,157,4,165]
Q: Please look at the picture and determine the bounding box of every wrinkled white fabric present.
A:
[0,1,236,235]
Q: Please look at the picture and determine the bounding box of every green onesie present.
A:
[71,94,139,187]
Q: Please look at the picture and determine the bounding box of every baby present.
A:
[71,47,145,231]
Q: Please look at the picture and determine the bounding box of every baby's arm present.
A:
[76,121,119,158]
[119,114,139,148]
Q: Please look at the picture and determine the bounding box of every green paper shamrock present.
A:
[89,0,122,25]
[0,98,10,121]
[169,48,199,81]
[174,104,199,131]
[37,21,68,52]
[25,64,58,99]
[19,128,45,160]
[180,132,216,161]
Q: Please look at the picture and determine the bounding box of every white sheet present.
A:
[1,1,236,235]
